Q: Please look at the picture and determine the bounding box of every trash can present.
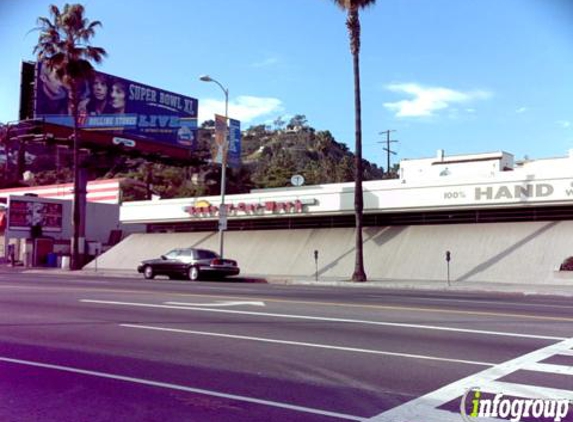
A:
[61,255,70,270]
[46,253,58,268]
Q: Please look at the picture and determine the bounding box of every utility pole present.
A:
[378,130,398,177]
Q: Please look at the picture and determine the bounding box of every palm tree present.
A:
[33,4,106,270]
[331,0,375,281]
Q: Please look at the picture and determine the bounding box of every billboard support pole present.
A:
[71,82,85,271]
[200,75,229,260]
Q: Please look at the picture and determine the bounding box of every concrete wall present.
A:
[86,202,120,244]
[86,221,573,284]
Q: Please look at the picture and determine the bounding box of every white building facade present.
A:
[119,150,573,232]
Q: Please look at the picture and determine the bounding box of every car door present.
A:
[157,249,180,274]
[174,248,193,276]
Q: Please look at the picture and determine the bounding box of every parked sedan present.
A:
[137,248,240,281]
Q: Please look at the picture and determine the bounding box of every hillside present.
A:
[1,115,389,200]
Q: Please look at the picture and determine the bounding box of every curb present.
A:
[8,268,573,297]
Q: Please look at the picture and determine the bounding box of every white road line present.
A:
[80,299,567,341]
[121,324,494,367]
[483,381,573,401]
[521,362,573,376]
[365,337,573,421]
[373,407,506,422]
[379,296,573,311]
[0,356,364,421]
[165,301,266,307]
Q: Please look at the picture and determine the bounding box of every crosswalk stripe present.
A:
[482,380,573,401]
[521,362,573,376]
[366,337,573,421]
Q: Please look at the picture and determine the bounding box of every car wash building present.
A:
[92,149,573,284]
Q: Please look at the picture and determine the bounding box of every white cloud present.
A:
[383,83,492,118]
[515,106,528,114]
[557,120,571,129]
[199,96,284,124]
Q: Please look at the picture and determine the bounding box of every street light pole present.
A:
[200,75,229,259]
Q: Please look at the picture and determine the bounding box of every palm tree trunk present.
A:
[350,10,367,282]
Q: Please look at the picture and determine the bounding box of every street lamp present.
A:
[200,74,229,259]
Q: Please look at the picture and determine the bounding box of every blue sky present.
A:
[1,0,572,168]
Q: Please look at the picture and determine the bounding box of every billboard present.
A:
[34,62,198,149]
[8,198,63,232]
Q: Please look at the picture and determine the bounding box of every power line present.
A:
[378,130,398,176]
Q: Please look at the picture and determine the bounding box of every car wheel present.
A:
[143,265,155,280]
[188,266,200,281]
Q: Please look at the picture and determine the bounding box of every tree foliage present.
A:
[17,115,387,199]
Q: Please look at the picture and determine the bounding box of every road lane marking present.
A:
[139,293,573,323]
[482,380,573,401]
[121,323,494,367]
[521,362,573,376]
[0,356,364,421]
[81,299,567,341]
[166,301,266,307]
[6,283,573,322]
[374,296,573,311]
[365,337,573,421]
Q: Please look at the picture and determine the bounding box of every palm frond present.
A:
[36,16,55,30]
[48,4,61,20]
[86,46,107,63]
[331,0,376,11]
[65,59,94,81]
[88,20,102,30]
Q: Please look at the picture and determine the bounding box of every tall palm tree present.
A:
[33,4,106,270]
[331,0,375,281]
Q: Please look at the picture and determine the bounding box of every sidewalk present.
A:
[9,266,573,297]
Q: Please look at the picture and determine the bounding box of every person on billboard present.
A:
[38,63,68,115]
[110,80,127,114]
[86,73,113,115]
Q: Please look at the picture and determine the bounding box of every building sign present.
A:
[120,177,573,226]
[183,199,315,218]
[8,199,63,232]
[441,181,573,205]
[473,183,553,201]
[34,62,198,149]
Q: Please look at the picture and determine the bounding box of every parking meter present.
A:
[445,251,451,285]
[314,250,319,281]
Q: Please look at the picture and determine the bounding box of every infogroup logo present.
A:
[460,388,571,422]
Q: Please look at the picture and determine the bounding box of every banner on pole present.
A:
[212,114,227,165]
[227,118,241,168]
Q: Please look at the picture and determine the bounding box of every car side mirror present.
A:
[161,255,167,260]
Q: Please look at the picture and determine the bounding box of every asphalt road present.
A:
[0,271,572,422]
